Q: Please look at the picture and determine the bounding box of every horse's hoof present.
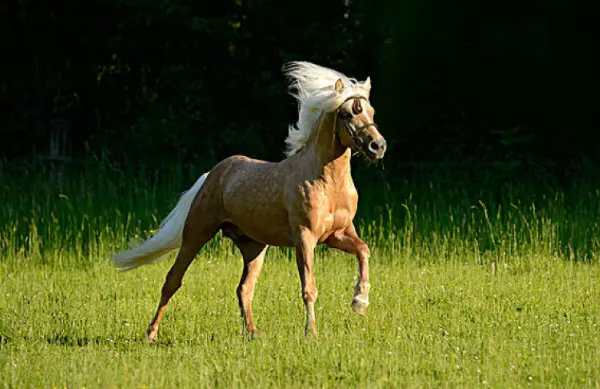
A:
[304,327,318,339]
[248,330,264,341]
[147,325,159,344]
[351,298,369,316]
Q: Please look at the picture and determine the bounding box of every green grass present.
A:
[1,158,600,388]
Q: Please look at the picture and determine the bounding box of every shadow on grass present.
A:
[41,334,153,347]
[39,333,224,348]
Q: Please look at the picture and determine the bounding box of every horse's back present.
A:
[217,154,279,195]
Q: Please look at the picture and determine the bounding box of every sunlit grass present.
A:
[1,254,598,388]
[1,158,599,388]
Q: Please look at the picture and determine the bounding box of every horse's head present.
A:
[334,78,387,161]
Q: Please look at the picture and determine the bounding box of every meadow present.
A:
[1,157,599,388]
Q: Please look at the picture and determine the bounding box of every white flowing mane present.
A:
[283,61,371,157]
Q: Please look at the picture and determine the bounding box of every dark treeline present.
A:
[1,0,598,175]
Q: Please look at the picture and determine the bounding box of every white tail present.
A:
[113,172,209,271]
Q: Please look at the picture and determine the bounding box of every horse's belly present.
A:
[223,193,293,247]
[228,216,293,247]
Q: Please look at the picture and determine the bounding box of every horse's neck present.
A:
[301,112,353,185]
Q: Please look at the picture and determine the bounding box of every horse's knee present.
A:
[357,242,370,260]
[302,286,318,303]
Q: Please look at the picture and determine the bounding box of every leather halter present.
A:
[333,95,378,150]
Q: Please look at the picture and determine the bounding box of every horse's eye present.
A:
[340,111,353,120]
[352,99,363,115]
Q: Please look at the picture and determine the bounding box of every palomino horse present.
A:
[113,61,387,341]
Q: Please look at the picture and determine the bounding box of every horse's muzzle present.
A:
[363,137,387,160]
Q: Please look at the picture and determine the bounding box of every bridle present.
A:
[333,95,378,151]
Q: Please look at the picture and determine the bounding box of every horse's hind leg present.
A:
[232,235,267,339]
[147,225,218,343]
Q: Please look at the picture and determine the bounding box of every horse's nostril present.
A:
[368,140,379,152]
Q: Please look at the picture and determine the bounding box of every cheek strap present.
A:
[334,96,376,149]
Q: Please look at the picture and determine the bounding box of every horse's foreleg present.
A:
[295,229,318,337]
[234,237,267,339]
[325,224,371,316]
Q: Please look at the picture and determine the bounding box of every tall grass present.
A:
[1,157,599,267]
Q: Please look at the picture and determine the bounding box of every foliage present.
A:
[1,0,599,170]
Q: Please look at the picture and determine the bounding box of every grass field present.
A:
[1,159,600,388]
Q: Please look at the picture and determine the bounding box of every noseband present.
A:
[333,95,378,150]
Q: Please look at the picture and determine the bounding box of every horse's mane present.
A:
[283,61,371,157]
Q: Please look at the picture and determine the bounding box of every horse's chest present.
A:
[328,207,354,229]
[297,179,357,238]
[318,192,357,237]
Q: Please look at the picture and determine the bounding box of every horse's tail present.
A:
[113,172,209,271]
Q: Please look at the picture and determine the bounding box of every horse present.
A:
[113,61,387,341]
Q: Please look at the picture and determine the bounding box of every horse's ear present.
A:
[364,76,371,90]
[335,78,345,94]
